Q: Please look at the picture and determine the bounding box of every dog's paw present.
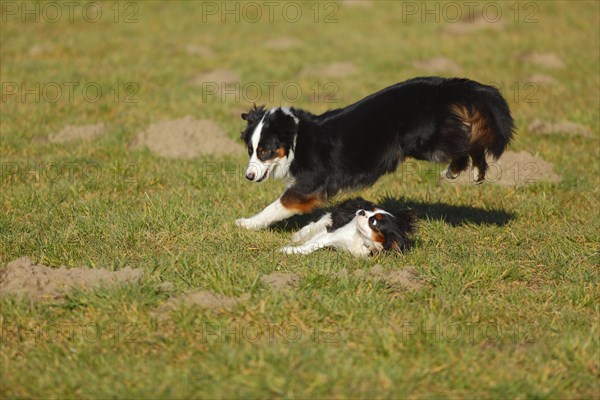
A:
[280,246,297,254]
[472,167,484,185]
[442,165,459,180]
[235,218,263,230]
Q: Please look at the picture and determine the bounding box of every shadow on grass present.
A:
[271,197,515,232]
[379,197,515,227]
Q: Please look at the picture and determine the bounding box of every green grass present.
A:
[1,1,599,398]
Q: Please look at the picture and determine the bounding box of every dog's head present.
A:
[240,105,299,182]
[355,208,416,253]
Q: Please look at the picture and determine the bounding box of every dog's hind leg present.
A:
[469,145,488,184]
[291,213,332,243]
[442,155,470,180]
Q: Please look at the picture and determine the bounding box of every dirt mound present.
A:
[48,123,105,144]
[301,62,357,78]
[0,257,143,300]
[521,52,565,69]
[260,272,301,291]
[340,0,373,7]
[189,69,239,85]
[442,14,504,34]
[414,57,462,74]
[29,44,53,56]
[184,44,214,57]
[527,73,557,85]
[161,290,244,310]
[265,37,301,50]
[528,119,593,137]
[444,151,561,186]
[152,290,250,320]
[330,265,423,291]
[356,264,423,291]
[131,116,242,159]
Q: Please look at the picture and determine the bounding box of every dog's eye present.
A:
[370,218,377,226]
[247,145,253,156]
[258,148,271,158]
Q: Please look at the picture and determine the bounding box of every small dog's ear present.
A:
[384,209,416,253]
[393,209,417,234]
[241,113,248,121]
[384,232,409,253]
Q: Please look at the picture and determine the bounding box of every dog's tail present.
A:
[450,80,515,160]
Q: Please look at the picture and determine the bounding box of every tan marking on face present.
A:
[275,147,287,158]
[371,230,385,246]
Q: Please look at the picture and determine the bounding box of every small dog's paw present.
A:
[280,246,296,254]
[235,218,262,230]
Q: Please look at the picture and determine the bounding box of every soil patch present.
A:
[265,37,301,50]
[29,44,53,56]
[48,123,105,144]
[260,272,301,291]
[0,257,143,300]
[330,265,423,291]
[357,264,423,291]
[527,73,557,85]
[528,119,593,137]
[152,290,250,320]
[444,150,561,186]
[131,116,242,159]
[521,52,565,69]
[414,57,462,74]
[184,44,215,57]
[340,0,373,8]
[301,62,357,78]
[162,290,243,309]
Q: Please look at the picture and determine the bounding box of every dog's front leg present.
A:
[236,189,321,230]
[291,213,332,243]
[281,232,331,255]
[235,198,296,230]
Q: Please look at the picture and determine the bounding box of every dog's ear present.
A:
[393,209,417,234]
[383,209,416,252]
[241,104,266,124]
[384,231,409,253]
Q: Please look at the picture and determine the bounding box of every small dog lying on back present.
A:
[281,198,416,257]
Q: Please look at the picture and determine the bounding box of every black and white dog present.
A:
[281,198,415,257]
[236,77,514,230]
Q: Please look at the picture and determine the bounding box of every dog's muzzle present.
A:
[245,162,269,182]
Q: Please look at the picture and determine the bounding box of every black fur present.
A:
[328,198,378,231]
[240,77,515,222]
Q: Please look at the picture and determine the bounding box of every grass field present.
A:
[1,1,599,398]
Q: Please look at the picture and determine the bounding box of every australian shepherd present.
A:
[236,76,514,230]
